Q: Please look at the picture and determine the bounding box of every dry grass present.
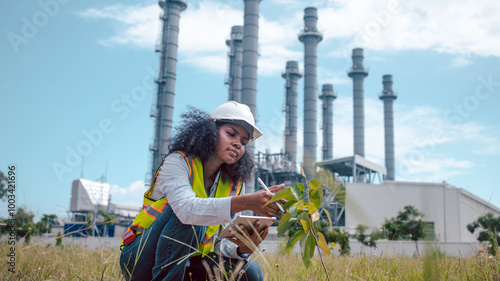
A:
[1,243,122,280]
[1,242,499,280]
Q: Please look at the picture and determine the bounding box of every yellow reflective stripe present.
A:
[201,232,215,246]
[145,159,164,198]
[235,178,242,195]
[151,199,168,213]
[177,151,194,186]
[144,206,161,219]
[226,181,233,197]
[129,224,144,233]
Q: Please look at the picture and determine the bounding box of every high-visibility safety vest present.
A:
[120,151,243,257]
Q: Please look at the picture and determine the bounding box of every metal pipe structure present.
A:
[241,0,261,117]
[347,48,368,157]
[319,84,337,160]
[241,0,261,195]
[379,74,397,180]
[226,25,244,102]
[298,7,322,178]
[151,0,187,179]
[282,61,302,165]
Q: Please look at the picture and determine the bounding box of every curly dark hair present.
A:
[167,106,255,183]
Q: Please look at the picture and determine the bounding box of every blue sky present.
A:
[1,0,499,220]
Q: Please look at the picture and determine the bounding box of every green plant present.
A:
[266,170,339,281]
[354,224,381,249]
[56,232,63,246]
[316,221,350,255]
[467,213,500,256]
[383,205,426,256]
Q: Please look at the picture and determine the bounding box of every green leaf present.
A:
[307,202,317,214]
[289,202,299,217]
[290,183,302,201]
[322,207,333,228]
[302,233,316,268]
[286,230,305,251]
[317,232,330,256]
[264,189,293,206]
[296,182,305,192]
[309,191,321,209]
[283,199,297,210]
[329,241,342,251]
[277,219,296,237]
[277,212,291,230]
[300,219,309,231]
[309,179,324,201]
[297,212,309,221]
[309,178,321,191]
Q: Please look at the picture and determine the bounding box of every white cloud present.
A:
[109,180,146,206]
[318,67,352,86]
[80,0,500,71]
[391,104,500,182]
[450,56,474,68]
[396,156,474,182]
[78,5,159,48]
[319,0,500,57]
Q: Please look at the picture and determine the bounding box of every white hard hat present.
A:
[210,101,262,142]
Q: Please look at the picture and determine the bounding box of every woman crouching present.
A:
[120,101,285,280]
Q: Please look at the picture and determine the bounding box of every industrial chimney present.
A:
[282,61,302,165]
[347,48,368,157]
[379,74,397,180]
[241,0,261,195]
[241,0,261,117]
[150,0,187,179]
[298,7,322,178]
[319,84,337,160]
[226,25,244,102]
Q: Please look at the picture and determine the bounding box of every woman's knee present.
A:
[239,258,264,281]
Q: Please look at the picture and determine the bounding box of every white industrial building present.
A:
[345,180,500,243]
[70,179,111,212]
[70,179,140,218]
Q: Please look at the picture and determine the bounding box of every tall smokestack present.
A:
[379,74,397,180]
[241,0,261,117]
[226,25,244,102]
[241,0,261,195]
[298,7,322,178]
[348,48,368,157]
[282,61,302,165]
[320,84,337,160]
[151,0,187,179]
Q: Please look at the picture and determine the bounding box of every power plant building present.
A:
[346,181,500,242]
[137,1,500,253]
[70,179,111,213]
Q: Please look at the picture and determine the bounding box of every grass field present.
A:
[1,243,499,280]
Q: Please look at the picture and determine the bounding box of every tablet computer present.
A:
[219,215,276,238]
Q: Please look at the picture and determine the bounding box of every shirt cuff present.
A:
[225,240,250,260]
[217,197,232,224]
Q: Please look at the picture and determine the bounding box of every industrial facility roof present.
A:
[316,155,387,180]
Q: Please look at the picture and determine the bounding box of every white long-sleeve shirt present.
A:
[151,152,248,260]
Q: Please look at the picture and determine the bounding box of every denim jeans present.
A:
[120,205,263,281]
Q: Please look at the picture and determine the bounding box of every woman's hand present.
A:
[231,183,287,217]
[226,220,269,255]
